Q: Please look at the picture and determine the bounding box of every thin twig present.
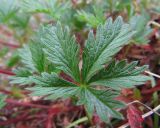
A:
[142,85,160,94]
[136,67,160,79]
[5,99,50,109]
[127,100,160,116]
[144,71,160,79]
[118,70,160,128]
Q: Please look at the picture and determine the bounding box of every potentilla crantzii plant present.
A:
[10,16,150,122]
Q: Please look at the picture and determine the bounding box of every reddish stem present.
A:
[0,40,20,48]
[5,99,50,109]
[2,99,81,127]
[45,106,81,128]
[0,113,29,126]
[0,69,15,75]
[141,85,160,95]
[0,112,49,126]
[0,89,12,95]
[46,113,54,128]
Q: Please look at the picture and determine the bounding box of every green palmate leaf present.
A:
[9,11,30,29]
[78,87,124,122]
[18,44,36,71]
[21,0,71,20]
[104,0,133,16]
[0,94,7,109]
[0,47,9,57]
[18,41,45,73]
[10,68,33,85]
[6,51,20,68]
[26,71,125,121]
[77,6,105,28]
[0,0,18,23]
[21,0,48,13]
[10,16,150,122]
[41,22,80,82]
[129,14,152,44]
[28,72,79,99]
[89,60,150,90]
[10,41,47,85]
[81,16,135,83]
[28,86,79,100]
[29,42,45,72]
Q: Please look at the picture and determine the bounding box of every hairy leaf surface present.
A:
[82,16,135,83]
[29,42,45,72]
[41,23,80,82]
[78,87,124,122]
[10,16,150,122]
[89,60,150,90]
[28,72,79,99]
[10,68,33,85]
[10,42,47,85]
[18,42,45,73]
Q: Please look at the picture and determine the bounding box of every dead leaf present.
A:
[127,105,143,128]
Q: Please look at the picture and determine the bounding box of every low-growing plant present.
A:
[10,16,150,122]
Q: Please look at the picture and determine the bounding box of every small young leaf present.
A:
[77,6,105,28]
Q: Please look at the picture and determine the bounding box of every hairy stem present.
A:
[0,40,20,48]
